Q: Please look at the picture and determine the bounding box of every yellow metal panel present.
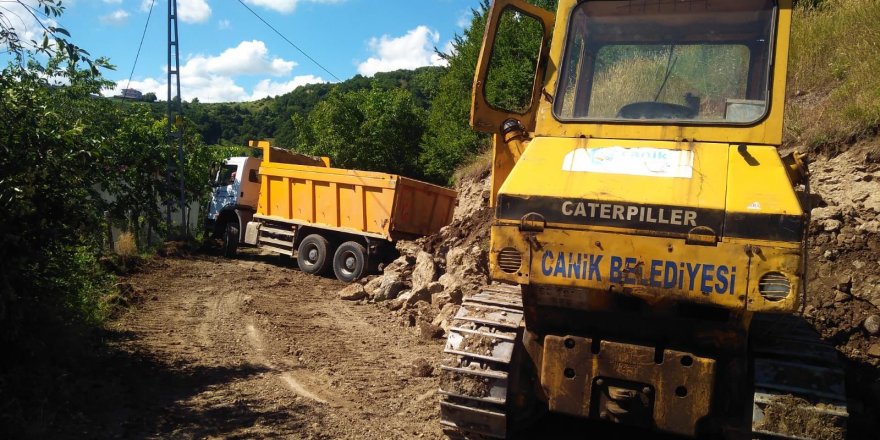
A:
[353,185,366,231]
[491,225,748,309]
[491,224,801,312]
[338,183,357,230]
[725,145,802,216]
[364,187,393,236]
[392,178,458,236]
[499,137,729,210]
[313,181,334,227]
[260,164,398,190]
[290,178,313,223]
[267,176,288,218]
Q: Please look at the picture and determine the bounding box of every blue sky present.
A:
[9,0,481,102]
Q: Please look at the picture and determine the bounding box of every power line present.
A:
[126,0,156,90]
[235,0,341,82]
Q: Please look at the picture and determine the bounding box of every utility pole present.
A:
[166,0,186,237]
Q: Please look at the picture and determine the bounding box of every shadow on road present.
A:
[1,327,314,439]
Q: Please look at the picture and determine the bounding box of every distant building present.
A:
[120,88,143,100]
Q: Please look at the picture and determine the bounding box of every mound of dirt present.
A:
[342,168,494,341]
[804,145,880,363]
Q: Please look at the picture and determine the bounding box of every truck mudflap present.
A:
[439,285,526,439]
[750,314,848,439]
[540,335,715,437]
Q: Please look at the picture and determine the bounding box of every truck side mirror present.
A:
[471,0,555,134]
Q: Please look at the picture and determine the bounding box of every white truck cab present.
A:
[206,156,262,255]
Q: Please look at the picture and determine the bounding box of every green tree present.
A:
[293,86,426,177]
[419,0,557,184]
[0,56,117,345]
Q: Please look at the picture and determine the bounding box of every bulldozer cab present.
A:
[473,0,790,144]
[473,0,804,314]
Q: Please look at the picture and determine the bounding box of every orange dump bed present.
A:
[255,143,456,241]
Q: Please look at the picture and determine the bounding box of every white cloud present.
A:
[103,0,123,4]
[456,9,472,28]
[140,0,210,23]
[218,19,231,30]
[244,0,344,14]
[248,75,325,100]
[103,40,326,102]
[178,0,212,23]
[182,40,295,77]
[356,26,449,77]
[100,9,130,25]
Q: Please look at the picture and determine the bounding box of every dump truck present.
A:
[438,1,848,439]
[208,141,457,282]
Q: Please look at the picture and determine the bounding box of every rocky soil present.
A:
[800,142,880,433]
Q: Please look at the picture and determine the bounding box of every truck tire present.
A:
[297,234,331,275]
[332,241,367,282]
[223,222,239,258]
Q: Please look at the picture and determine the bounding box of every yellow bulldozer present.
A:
[439,1,848,438]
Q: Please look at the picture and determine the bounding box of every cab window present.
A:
[554,0,776,125]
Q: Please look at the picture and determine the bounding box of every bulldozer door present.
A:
[471,0,555,134]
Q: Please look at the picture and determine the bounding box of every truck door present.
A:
[238,157,263,209]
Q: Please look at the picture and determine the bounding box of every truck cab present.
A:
[206,156,262,254]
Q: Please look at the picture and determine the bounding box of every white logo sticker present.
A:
[562,147,694,178]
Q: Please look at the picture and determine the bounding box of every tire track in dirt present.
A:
[243,320,334,406]
[113,251,446,439]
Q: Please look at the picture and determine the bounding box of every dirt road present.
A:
[86,249,673,440]
[101,250,444,439]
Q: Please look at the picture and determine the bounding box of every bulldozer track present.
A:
[439,284,524,439]
[750,314,848,439]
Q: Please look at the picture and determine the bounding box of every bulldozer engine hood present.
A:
[495,137,805,243]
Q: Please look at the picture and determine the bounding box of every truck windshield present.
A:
[554,0,776,125]
[217,164,238,186]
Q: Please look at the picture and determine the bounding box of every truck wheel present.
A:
[223,222,239,257]
[297,234,331,275]
[333,241,367,282]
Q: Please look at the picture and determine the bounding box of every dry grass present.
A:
[558,45,750,120]
[786,0,880,150]
[452,148,493,185]
[114,232,138,257]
